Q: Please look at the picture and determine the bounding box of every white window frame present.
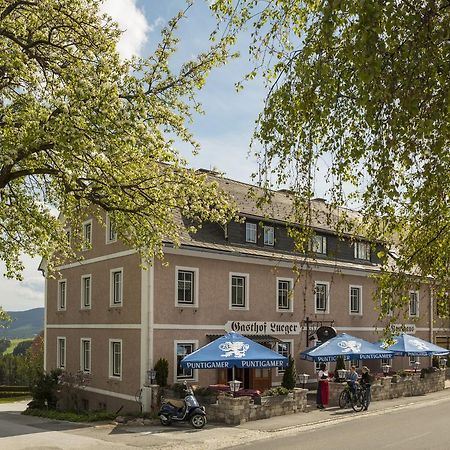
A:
[245,222,257,243]
[229,272,250,310]
[174,340,198,383]
[276,277,294,312]
[381,358,392,367]
[315,361,328,372]
[109,268,123,307]
[57,278,67,311]
[80,338,91,374]
[81,274,92,310]
[109,339,122,380]
[354,241,370,260]
[409,355,419,366]
[106,214,117,244]
[349,285,363,315]
[309,235,327,255]
[175,266,199,308]
[276,339,294,376]
[57,336,66,370]
[58,279,67,311]
[314,281,330,314]
[82,219,93,250]
[409,290,419,317]
[263,225,275,246]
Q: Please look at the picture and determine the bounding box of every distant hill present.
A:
[2,308,44,338]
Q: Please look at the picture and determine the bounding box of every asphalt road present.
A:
[229,396,450,450]
[2,392,450,450]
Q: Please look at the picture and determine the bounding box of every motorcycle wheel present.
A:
[190,414,206,429]
[159,414,172,426]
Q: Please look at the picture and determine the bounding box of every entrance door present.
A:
[250,368,272,392]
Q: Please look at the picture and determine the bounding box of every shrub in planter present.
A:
[262,386,290,397]
[29,368,62,410]
[281,356,297,390]
[154,358,169,387]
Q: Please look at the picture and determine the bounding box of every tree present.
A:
[211,1,450,327]
[0,308,11,328]
[12,339,33,356]
[0,0,236,280]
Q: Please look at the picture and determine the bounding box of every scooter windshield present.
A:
[185,395,199,408]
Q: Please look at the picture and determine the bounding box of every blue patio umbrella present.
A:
[180,332,288,381]
[375,333,449,357]
[300,333,394,362]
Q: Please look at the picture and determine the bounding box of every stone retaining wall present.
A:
[328,369,445,407]
[207,388,308,425]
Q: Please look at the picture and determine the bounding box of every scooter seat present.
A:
[165,399,185,409]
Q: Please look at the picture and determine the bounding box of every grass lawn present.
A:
[0,396,30,404]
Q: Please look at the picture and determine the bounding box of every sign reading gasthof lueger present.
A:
[225,321,301,335]
[391,324,416,334]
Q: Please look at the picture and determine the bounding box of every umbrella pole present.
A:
[232,366,235,398]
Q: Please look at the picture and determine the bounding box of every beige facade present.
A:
[44,180,450,413]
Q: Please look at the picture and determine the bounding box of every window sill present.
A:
[176,303,198,308]
[229,306,249,311]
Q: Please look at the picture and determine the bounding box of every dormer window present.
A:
[309,235,327,255]
[245,222,257,243]
[354,241,370,260]
[263,226,274,246]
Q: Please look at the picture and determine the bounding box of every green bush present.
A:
[0,385,30,392]
[0,339,11,355]
[154,358,169,387]
[29,369,62,409]
[281,356,297,390]
[262,386,290,396]
[0,391,30,398]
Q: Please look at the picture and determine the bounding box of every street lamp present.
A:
[298,373,310,389]
[337,369,347,381]
[228,380,242,397]
[382,364,391,377]
[412,361,420,373]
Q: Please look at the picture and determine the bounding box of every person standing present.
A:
[316,363,329,409]
[346,365,358,399]
[361,366,372,411]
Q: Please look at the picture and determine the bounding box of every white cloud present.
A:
[0,256,44,312]
[100,0,152,59]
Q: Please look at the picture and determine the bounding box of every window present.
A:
[57,337,66,369]
[230,273,249,309]
[315,282,329,313]
[409,355,419,366]
[276,341,292,375]
[58,280,67,311]
[106,214,117,244]
[409,291,419,317]
[315,361,327,371]
[175,342,196,381]
[80,339,91,373]
[350,360,361,369]
[109,340,122,378]
[354,241,370,260]
[81,275,91,309]
[381,358,392,367]
[349,286,362,315]
[245,222,257,243]
[309,235,327,255]
[277,278,293,312]
[263,225,274,246]
[110,268,123,306]
[82,220,92,249]
[176,268,197,306]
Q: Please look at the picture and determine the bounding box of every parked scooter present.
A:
[158,381,207,429]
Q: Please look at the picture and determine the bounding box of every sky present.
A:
[0,0,328,312]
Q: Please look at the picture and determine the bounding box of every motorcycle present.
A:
[158,381,207,429]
